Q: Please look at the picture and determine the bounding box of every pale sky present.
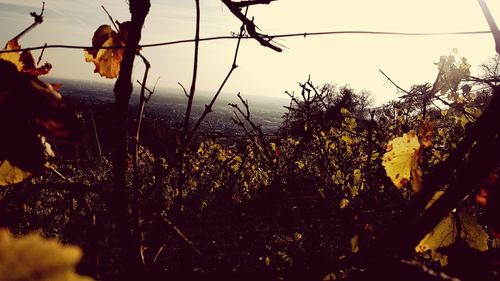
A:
[0,0,499,105]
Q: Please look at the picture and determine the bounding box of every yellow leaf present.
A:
[294,232,303,241]
[353,169,362,186]
[0,230,94,281]
[382,131,422,190]
[0,160,32,186]
[84,24,127,79]
[323,272,337,281]
[341,135,351,143]
[270,142,276,151]
[349,183,359,197]
[350,235,359,253]
[339,198,349,209]
[460,115,469,129]
[0,135,55,187]
[415,206,488,266]
[425,191,444,210]
[332,170,344,185]
[415,213,455,266]
[0,40,23,71]
[458,206,488,252]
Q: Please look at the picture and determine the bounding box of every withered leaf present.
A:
[84,24,128,79]
[382,131,422,191]
[0,39,52,75]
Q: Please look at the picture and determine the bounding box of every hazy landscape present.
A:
[49,78,288,134]
[1,1,500,281]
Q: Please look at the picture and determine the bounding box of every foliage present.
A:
[415,204,489,266]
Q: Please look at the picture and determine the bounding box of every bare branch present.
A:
[231,0,276,7]
[222,0,282,52]
[467,75,498,88]
[379,69,411,95]
[187,15,247,142]
[11,2,45,42]
[137,76,159,101]
[181,0,201,143]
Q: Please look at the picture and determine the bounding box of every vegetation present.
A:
[0,1,500,281]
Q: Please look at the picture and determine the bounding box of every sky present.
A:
[0,0,499,105]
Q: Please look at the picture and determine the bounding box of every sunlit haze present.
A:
[0,0,499,105]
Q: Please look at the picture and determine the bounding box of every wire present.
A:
[0,30,493,53]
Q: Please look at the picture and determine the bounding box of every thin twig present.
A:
[178,82,190,98]
[468,75,499,88]
[36,43,47,66]
[137,76,159,102]
[181,0,201,143]
[101,5,121,33]
[88,110,102,157]
[162,217,202,256]
[229,92,273,163]
[49,166,69,181]
[152,245,165,263]
[11,2,45,42]
[187,11,247,144]
[379,69,411,95]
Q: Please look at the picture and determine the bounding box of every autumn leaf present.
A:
[415,213,454,266]
[459,206,489,251]
[0,160,32,186]
[0,39,52,75]
[425,190,444,210]
[350,235,360,253]
[0,40,23,70]
[382,131,422,191]
[415,206,489,266]
[339,198,349,209]
[323,272,337,281]
[0,135,54,187]
[84,23,129,78]
[0,230,94,281]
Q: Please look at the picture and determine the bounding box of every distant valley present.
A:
[45,78,289,134]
